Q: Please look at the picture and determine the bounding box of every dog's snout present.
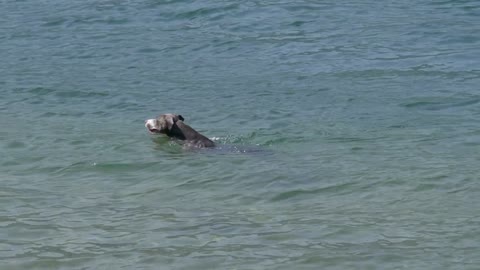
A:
[145,118,160,133]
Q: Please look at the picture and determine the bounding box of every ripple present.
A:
[402,97,480,111]
[172,4,240,20]
[270,182,358,202]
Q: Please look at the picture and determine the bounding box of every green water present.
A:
[1,0,480,269]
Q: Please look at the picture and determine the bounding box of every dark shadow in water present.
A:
[402,97,480,111]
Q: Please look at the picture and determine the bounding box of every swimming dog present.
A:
[145,113,215,148]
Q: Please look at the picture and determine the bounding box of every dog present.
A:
[145,113,215,148]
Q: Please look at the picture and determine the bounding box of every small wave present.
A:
[169,4,240,20]
[270,182,357,202]
[402,97,480,111]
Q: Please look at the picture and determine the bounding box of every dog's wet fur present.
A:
[145,113,215,148]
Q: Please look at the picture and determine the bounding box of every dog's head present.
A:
[145,113,184,134]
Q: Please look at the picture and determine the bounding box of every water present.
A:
[1,0,480,269]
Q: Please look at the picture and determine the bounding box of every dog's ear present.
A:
[164,115,176,131]
[164,114,184,131]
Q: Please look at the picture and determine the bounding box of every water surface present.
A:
[1,0,480,269]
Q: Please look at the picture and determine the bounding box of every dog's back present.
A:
[173,121,215,148]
